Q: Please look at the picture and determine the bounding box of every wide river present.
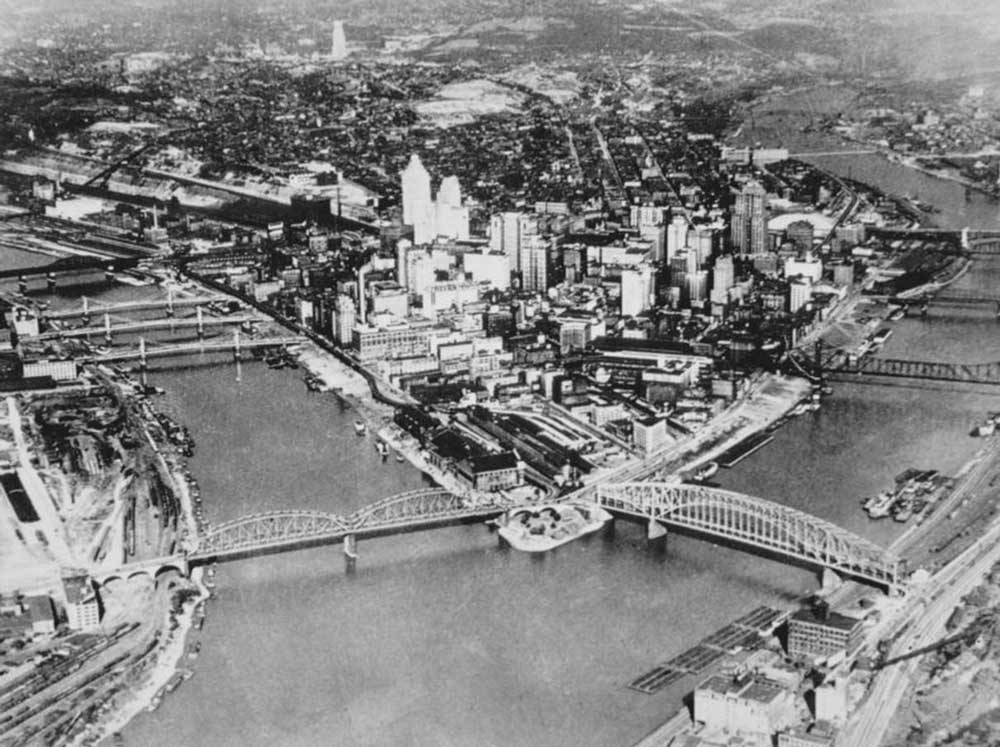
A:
[6,149,999,746]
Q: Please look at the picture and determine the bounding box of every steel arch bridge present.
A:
[595,482,905,591]
[831,355,1000,386]
[189,489,510,562]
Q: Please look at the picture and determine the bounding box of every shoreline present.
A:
[74,568,211,746]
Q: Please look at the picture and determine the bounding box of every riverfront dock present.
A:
[715,432,776,469]
[627,606,789,695]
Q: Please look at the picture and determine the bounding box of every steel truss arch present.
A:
[595,482,905,590]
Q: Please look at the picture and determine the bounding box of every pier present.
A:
[628,606,790,694]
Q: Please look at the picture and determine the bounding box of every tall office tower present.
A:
[331,21,348,60]
[401,154,434,244]
[685,247,699,274]
[620,264,655,317]
[405,249,436,296]
[395,238,412,290]
[666,215,689,264]
[692,226,716,267]
[712,255,735,294]
[437,175,461,206]
[520,234,548,292]
[333,293,356,345]
[687,270,709,307]
[489,211,524,269]
[434,175,469,240]
[731,181,768,256]
[669,252,689,302]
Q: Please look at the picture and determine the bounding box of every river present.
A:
[10,149,999,746]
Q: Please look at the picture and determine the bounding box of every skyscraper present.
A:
[666,215,689,264]
[520,234,548,292]
[401,154,434,244]
[331,21,348,61]
[333,294,356,345]
[434,175,469,240]
[712,255,735,294]
[620,264,655,317]
[731,181,768,256]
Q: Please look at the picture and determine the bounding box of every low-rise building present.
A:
[778,723,837,747]
[22,358,77,381]
[694,673,797,738]
[456,452,524,492]
[26,595,55,636]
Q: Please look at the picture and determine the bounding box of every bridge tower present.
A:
[18,275,27,294]
[103,313,113,344]
[165,287,174,318]
[46,272,56,292]
[81,296,90,325]
[196,306,205,340]
[105,264,115,284]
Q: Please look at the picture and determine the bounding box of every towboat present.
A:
[693,461,719,481]
[497,503,612,552]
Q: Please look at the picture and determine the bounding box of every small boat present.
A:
[888,306,906,322]
[974,421,996,437]
[865,491,895,519]
[693,462,719,481]
[353,420,366,435]
[395,452,406,462]
[376,441,389,457]
[892,498,914,523]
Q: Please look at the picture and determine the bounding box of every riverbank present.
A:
[75,569,210,746]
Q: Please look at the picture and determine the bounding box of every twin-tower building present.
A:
[400,154,470,245]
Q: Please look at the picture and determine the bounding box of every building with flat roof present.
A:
[694,673,797,738]
[633,416,669,455]
[63,576,101,631]
[778,723,836,747]
[787,608,864,660]
[456,451,524,492]
[26,595,55,636]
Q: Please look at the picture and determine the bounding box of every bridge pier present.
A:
[196,306,205,340]
[103,313,112,344]
[18,275,26,294]
[165,288,174,318]
[820,567,842,593]
[647,518,667,550]
[105,264,115,285]
[138,338,148,389]
[344,533,357,573]
[46,272,56,292]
